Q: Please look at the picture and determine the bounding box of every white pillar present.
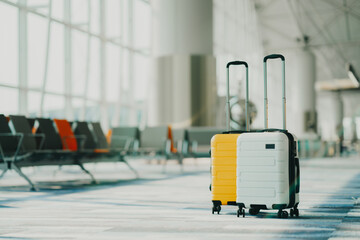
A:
[18,0,28,115]
[152,0,213,57]
[290,48,317,139]
[64,0,73,120]
[333,92,344,140]
[99,0,108,129]
[150,0,216,127]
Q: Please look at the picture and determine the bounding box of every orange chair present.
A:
[106,129,112,145]
[53,119,78,151]
[167,126,177,153]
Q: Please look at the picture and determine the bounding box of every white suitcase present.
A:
[236,54,300,218]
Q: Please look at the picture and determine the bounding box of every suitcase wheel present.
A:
[237,208,245,218]
[277,210,288,219]
[212,205,221,214]
[290,208,299,217]
[249,208,260,216]
[295,208,299,217]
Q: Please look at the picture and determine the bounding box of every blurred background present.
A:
[0,0,360,157]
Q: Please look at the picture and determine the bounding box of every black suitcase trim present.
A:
[221,130,246,134]
[250,204,267,210]
[261,129,299,209]
[283,131,297,208]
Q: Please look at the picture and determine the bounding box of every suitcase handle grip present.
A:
[263,54,285,62]
[263,54,286,130]
[226,61,248,68]
[226,61,249,132]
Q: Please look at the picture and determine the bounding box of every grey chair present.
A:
[187,127,225,158]
[172,128,188,159]
[139,126,182,171]
[111,127,140,153]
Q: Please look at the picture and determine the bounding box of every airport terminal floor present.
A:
[1,156,360,239]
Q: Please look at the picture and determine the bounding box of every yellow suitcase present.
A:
[210,61,249,214]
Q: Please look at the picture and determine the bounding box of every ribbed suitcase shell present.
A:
[236,132,299,209]
[210,60,249,214]
[211,134,240,206]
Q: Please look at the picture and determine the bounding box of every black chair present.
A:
[90,122,109,150]
[0,116,139,190]
[0,114,38,190]
[9,115,45,152]
[6,116,86,189]
[35,118,76,162]
[27,118,36,130]
[0,114,21,157]
[73,121,97,151]
[35,118,63,150]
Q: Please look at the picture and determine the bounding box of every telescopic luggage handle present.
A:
[263,54,286,130]
[226,61,249,132]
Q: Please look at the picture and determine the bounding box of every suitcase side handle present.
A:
[263,54,286,130]
[226,61,249,132]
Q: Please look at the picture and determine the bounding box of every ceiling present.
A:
[254,0,360,82]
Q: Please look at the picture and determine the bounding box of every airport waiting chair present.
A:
[167,126,177,154]
[0,116,139,190]
[35,118,76,161]
[52,119,100,182]
[187,127,225,158]
[27,118,36,133]
[139,126,181,171]
[140,126,169,153]
[89,122,138,177]
[0,114,30,187]
[110,126,140,153]
[53,119,85,152]
[0,115,21,156]
[0,115,48,190]
[91,122,110,150]
[6,115,83,190]
[172,128,189,160]
[73,121,97,151]
[35,118,64,151]
[92,124,137,154]
[9,115,45,152]
[10,116,74,159]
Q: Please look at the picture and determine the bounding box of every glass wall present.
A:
[213,0,264,128]
[0,0,151,130]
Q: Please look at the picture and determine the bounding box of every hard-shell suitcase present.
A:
[236,54,300,218]
[210,61,249,214]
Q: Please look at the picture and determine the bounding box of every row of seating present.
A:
[0,114,224,190]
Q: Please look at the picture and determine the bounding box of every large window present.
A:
[0,2,18,87]
[0,0,151,130]
[213,0,264,128]
[28,13,47,89]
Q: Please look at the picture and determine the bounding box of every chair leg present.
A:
[12,164,37,191]
[0,168,8,180]
[53,165,62,178]
[119,155,139,178]
[162,157,167,174]
[78,163,98,184]
[178,155,184,173]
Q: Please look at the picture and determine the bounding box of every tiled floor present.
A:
[0,156,360,239]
